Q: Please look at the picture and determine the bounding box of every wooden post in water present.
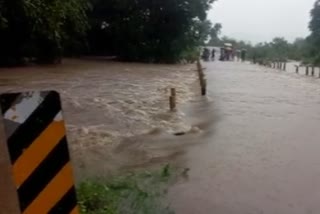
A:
[306,66,309,75]
[295,65,299,73]
[169,88,176,111]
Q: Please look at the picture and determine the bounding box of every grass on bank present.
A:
[77,165,178,214]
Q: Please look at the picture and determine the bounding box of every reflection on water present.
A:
[169,61,320,214]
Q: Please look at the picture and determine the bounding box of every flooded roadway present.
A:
[170,61,320,214]
[0,59,198,179]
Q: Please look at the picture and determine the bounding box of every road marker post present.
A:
[311,67,315,76]
[202,78,207,96]
[0,91,79,214]
[196,59,207,96]
[283,62,286,71]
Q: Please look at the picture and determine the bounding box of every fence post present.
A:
[169,88,176,111]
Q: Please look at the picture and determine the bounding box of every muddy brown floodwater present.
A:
[2,58,320,214]
[169,61,320,214]
[0,58,199,179]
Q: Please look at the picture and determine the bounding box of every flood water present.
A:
[1,59,320,213]
[169,61,320,214]
[0,59,198,178]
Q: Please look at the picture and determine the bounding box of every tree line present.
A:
[208,0,320,65]
[0,0,216,66]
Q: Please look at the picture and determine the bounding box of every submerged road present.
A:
[169,61,320,214]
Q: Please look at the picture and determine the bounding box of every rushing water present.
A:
[0,59,198,178]
[169,61,320,214]
[2,59,320,213]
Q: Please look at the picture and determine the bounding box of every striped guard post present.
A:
[0,91,79,214]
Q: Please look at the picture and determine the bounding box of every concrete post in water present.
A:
[196,59,202,74]
[196,60,207,96]
[311,67,315,76]
[169,88,176,111]
[283,62,287,71]
[201,78,207,96]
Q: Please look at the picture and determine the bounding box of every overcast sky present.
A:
[208,0,316,44]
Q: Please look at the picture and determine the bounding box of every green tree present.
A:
[0,0,88,65]
[87,0,215,63]
[308,0,320,64]
[208,23,222,45]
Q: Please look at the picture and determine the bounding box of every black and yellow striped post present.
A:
[0,91,78,214]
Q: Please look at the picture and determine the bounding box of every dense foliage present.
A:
[87,0,215,63]
[0,0,215,65]
[0,0,88,65]
[308,0,320,64]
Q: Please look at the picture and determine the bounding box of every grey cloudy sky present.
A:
[208,0,316,44]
